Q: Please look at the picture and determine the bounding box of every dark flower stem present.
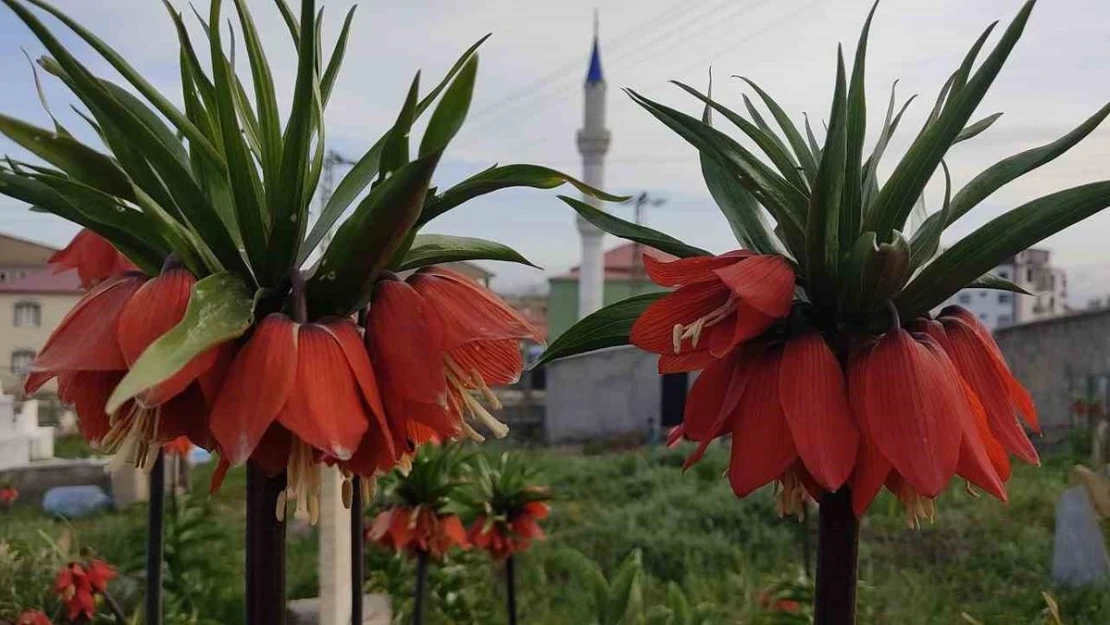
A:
[413,550,429,625]
[246,463,287,625]
[146,451,165,625]
[814,488,859,625]
[505,554,518,625]
[351,476,364,625]
[103,590,129,624]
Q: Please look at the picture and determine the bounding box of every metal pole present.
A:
[246,464,288,625]
[505,554,518,625]
[146,451,165,625]
[351,476,364,625]
[813,489,859,625]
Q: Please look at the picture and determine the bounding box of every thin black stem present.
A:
[413,550,429,625]
[505,554,518,625]
[146,451,165,625]
[801,509,812,577]
[103,590,129,624]
[351,476,364,625]
[814,488,859,625]
[246,464,287,625]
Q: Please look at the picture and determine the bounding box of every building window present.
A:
[1049,296,1055,311]
[998,315,1012,326]
[13,301,41,328]
[999,293,1011,304]
[11,349,35,376]
[998,270,1009,279]
[958,293,971,304]
[1026,268,1033,282]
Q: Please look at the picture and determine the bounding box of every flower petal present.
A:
[368,280,447,403]
[57,371,122,444]
[209,314,298,465]
[410,268,541,350]
[711,254,794,317]
[630,280,730,354]
[322,317,393,456]
[157,383,210,449]
[658,351,714,373]
[727,348,797,497]
[49,229,136,288]
[28,275,142,385]
[683,344,764,468]
[860,330,961,497]
[250,424,292,476]
[117,268,216,405]
[278,324,370,460]
[642,251,749,287]
[779,333,859,491]
[449,339,524,386]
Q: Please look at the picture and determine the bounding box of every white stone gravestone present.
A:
[1052,486,1110,586]
[16,400,55,461]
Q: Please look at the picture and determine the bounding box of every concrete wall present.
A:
[0,292,81,394]
[0,458,111,504]
[994,308,1110,444]
[545,345,661,444]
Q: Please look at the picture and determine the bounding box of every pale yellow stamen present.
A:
[901,491,937,530]
[775,468,810,520]
[281,440,322,524]
[444,355,511,439]
[671,297,738,353]
[102,404,163,472]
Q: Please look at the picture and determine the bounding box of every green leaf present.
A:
[418,164,627,227]
[534,293,665,367]
[307,154,440,317]
[381,74,421,179]
[736,77,818,183]
[106,273,255,413]
[954,112,1003,144]
[298,137,385,265]
[419,55,478,157]
[606,550,644,625]
[20,0,221,163]
[321,6,356,105]
[908,161,952,272]
[396,234,536,271]
[947,100,1110,225]
[0,113,133,199]
[968,272,1030,295]
[665,583,691,625]
[673,80,807,191]
[862,83,916,212]
[806,50,848,305]
[209,0,267,279]
[559,195,709,259]
[842,2,877,255]
[266,0,319,284]
[804,113,822,162]
[898,181,1110,316]
[842,230,910,316]
[950,22,999,95]
[232,0,283,182]
[699,78,779,254]
[867,0,1036,239]
[626,88,807,249]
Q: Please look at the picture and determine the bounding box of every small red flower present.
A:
[54,563,95,622]
[16,609,51,625]
[84,559,116,594]
[163,436,193,458]
[0,486,18,505]
[48,229,136,289]
[630,252,794,373]
[469,501,550,561]
[369,506,469,560]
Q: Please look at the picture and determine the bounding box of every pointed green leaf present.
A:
[736,77,818,182]
[803,113,822,162]
[321,6,356,105]
[908,161,951,272]
[559,195,709,259]
[106,273,254,413]
[951,22,999,95]
[862,84,916,211]
[842,3,877,255]
[0,113,132,199]
[967,272,1030,294]
[299,137,385,265]
[418,164,628,227]
[954,112,1003,144]
[381,74,421,179]
[232,0,283,181]
[534,293,665,367]
[806,50,848,305]
[867,0,1036,239]
[396,234,537,271]
[898,181,1110,316]
[419,55,478,157]
[948,100,1110,225]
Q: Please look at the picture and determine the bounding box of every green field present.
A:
[1,440,1108,624]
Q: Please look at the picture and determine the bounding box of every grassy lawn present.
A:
[1,441,1108,624]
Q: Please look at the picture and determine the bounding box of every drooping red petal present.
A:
[158,383,210,449]
[681,355,734,442]
[941,318,1038,465]
[439,515,470,549]
[277,324,370,460]
[28,275,142,387]
[642,251,749,287]
[322,318,393,460]
[727,348,797,497]
[630,280,730,354]
[449,339,524,386]
[57,371,122,444]
[683,345,764,468]
[847,346,890,516]
[717,303,777,357]
[410,268,541,350]
[118,269,219,406]
[960,380,1012,482]
[711,254,794,318]
[368,280,447,403]
[658,351,715,373]
[209,314,298,465]
[199,343,237,403]
[859,330,961,497]
[48,229,137,288]
[250,424,292,476]
[779,333,859,491]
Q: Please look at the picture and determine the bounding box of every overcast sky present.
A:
[2,0,1109,301]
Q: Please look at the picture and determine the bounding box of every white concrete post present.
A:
[317,466,352,625]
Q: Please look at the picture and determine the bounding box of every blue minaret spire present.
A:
[586,10,604,84]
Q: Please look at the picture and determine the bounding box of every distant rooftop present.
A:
[556,242,676,281]
[0,266,82,294]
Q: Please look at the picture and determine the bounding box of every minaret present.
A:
[576,13,611,319]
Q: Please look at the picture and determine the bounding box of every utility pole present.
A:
[630,191,666,293]
[319,150,357,247]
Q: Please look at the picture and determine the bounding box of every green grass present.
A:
[1,442,1107,624]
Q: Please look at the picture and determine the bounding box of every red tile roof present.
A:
[0,267,83,294]
[556,242,677,280]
